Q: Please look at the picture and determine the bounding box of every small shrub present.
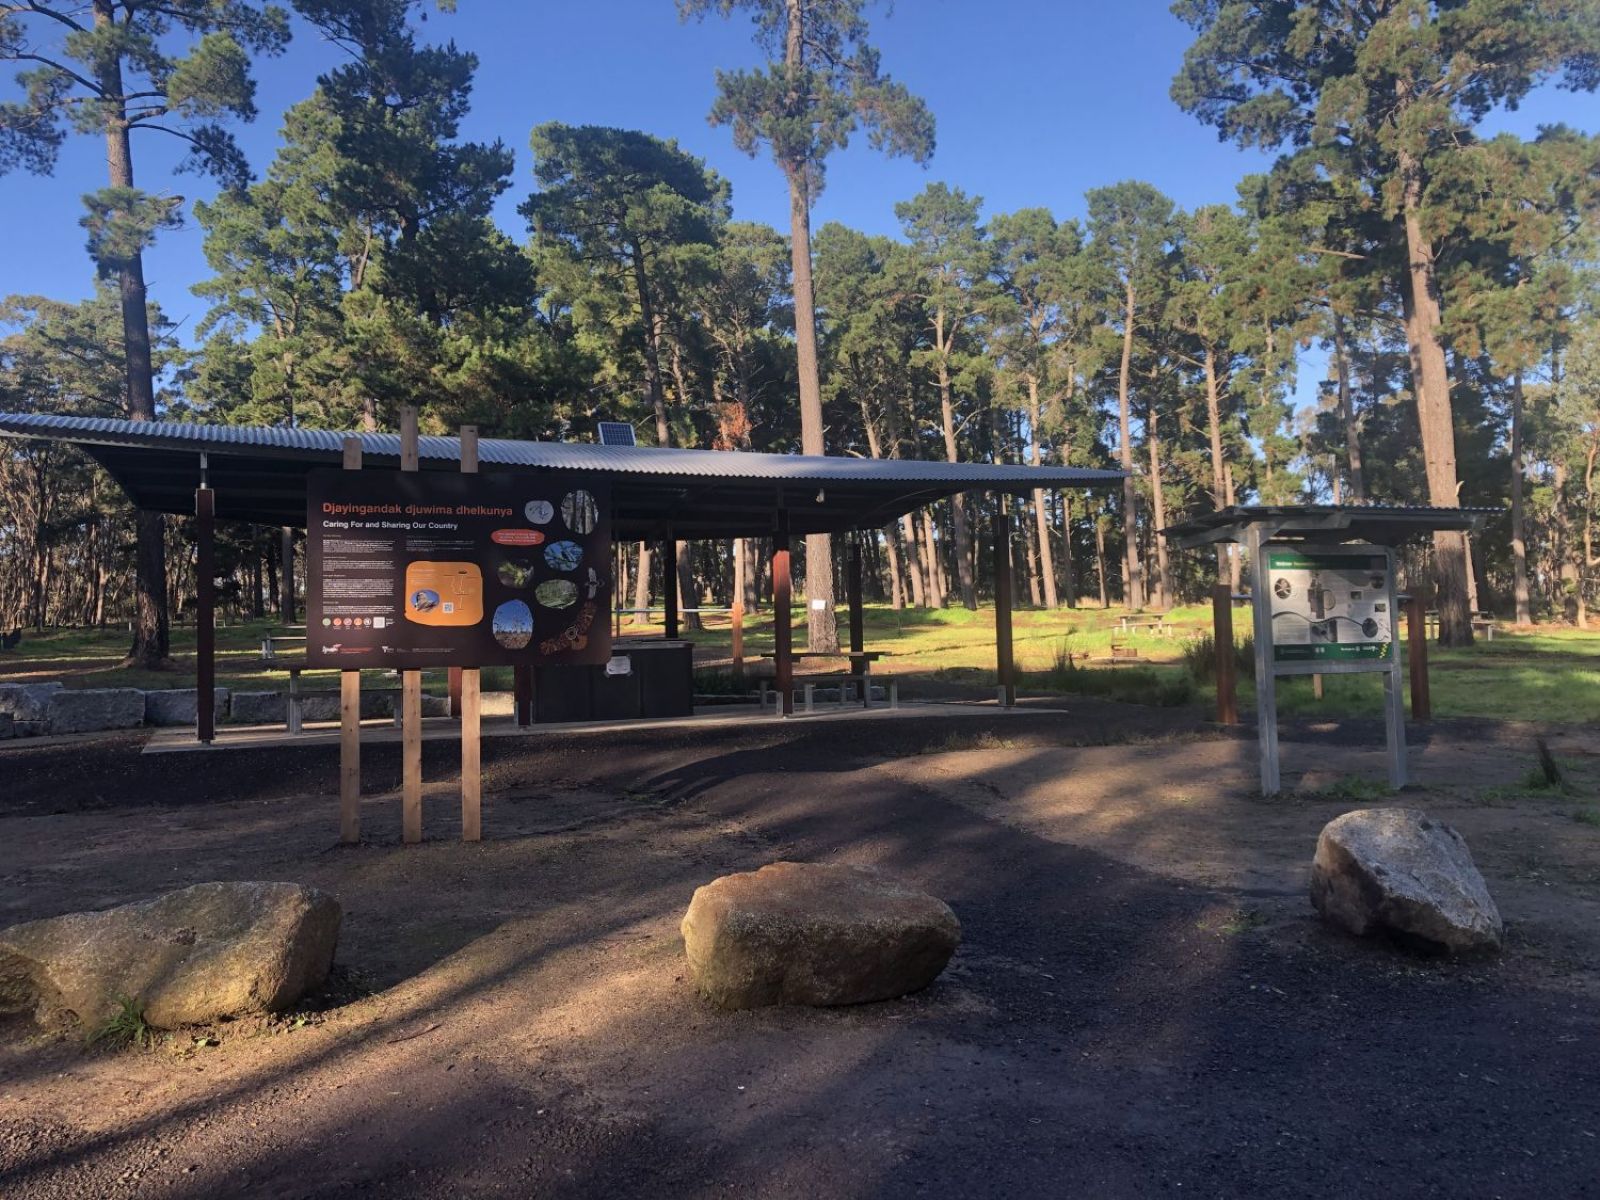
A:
[1181,631,1254,684]
[89,996,153,1050]
[1574,806,1600,827]
[1034,650,1195,708]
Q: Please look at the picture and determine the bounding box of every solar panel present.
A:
[597,421,637,447]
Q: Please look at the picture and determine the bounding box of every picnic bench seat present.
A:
[1115,614,1175,638]
[260,625,307,662]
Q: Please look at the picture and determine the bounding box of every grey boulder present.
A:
[45,688,145,734]
[144,688,230,727]
[0,681,63,724]
[1311,807,1502,954]
[0,881,342,1031]
[682,861,960,1009]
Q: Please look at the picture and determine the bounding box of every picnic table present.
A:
[260,625,308,662]
[1423,611,1497,641]
[1115,614,1175,638]
[757,650,890,711]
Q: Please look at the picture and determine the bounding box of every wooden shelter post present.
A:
[195,480,215,744]
[339,435,362,843]
[1405,594,1431,720]
[459,425,481,842]
[993,509,1016,707]
[847,541,865,673]
[1211,582,1238,726]
[664,536,679,639]
[400,406,423,844]
[773,510,793,717]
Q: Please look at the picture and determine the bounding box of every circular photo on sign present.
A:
[1361,617,1379,638]
[535,579,578,609]
[524,499,554,525]
[544,540,583,572]
[492,599,534,649]
[561,490,598,534]
[1272,578,1293,601]
[410,588,440,613]
[497,559,535,588]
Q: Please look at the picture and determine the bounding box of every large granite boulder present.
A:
[44,688,145,734]
[1311,808,1502,954]
[0,681,62,725]
[682,862,961,1009]
[144,688,230,727]
[0,882,341,1031]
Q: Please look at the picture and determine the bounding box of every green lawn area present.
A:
[3,606,1599,724]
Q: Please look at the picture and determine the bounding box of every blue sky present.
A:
[1,0,1591,397]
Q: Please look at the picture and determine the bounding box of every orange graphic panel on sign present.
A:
[404,561,483,626]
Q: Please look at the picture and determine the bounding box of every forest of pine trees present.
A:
[2,1,1598,656]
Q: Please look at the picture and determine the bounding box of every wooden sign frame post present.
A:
[400,406,424,844]
[339,436,363,843]
[458,425,481,842]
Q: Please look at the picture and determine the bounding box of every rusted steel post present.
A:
[1406,594,1431,721]
[993,509,1015,707]
[773,511,793,716]
[1212,582,1237,726]
[195,485,215,744]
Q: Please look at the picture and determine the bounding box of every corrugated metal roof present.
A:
[0,412,1124,488]
[1163,503,1501,548]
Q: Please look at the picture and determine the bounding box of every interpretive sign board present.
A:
[306,469,611,669]
[1247,534,1405,794]
[1263,545,1396,672]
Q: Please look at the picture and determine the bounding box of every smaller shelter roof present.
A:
[1163,504,1500,549]
[0,413,1124,538]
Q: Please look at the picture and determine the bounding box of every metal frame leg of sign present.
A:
[1247,524,1281,795]
[1248,530,1407,796]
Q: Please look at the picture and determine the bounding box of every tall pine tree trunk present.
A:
[1027,377,1059,608]
[94,0,167,665]
[921,509,945,608]
[935,344,977,609]
[1116,281,1143,609]
[1511,369,1531,624]
[1397,140,1473,647]
[901,513,927,607]
[279,527,296,623]
[1202,344,1230,581]
[1147,401,1171,609]
[1333,313,1364,501]
[781,174,838,651]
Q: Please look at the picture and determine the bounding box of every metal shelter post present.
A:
[1247,522,1280,795]
[773,510,793,717]
[1384,550,1408,789]
[993,509,1015,708]
[195,481,215,744]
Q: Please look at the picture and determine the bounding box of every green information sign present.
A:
[1263,546,1394,667]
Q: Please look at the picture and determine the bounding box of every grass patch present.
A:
[88,995,153,1050]
[1573,806,1600,827]
[1302,775,1393,803]
[922,729,1021,754]
[1032,642,1196,707]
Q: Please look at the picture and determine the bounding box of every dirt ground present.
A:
[2,702,1599,1198]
